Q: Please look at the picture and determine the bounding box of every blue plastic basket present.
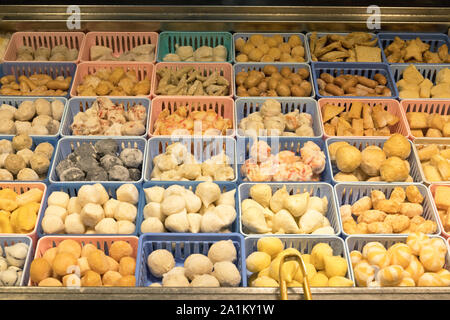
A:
[234,97,323,138]
[0,62,77,98]
[236,136,332,183]
[238,182,340,236]
[140,181,238,235]
[334,183,441,238]
[233,33,311,63]
[61,97,151,138]
[136,233,247,287]
[378,32,450,65]
[157,31,233,63]
[325,137,422,185]
[233,63,314,99]
[245,235,355,286]
[144,136,237,183]
[0,235,33,286]
[0,136,57,183]
[49,136,147,184]
[311,62,398,99]
[36,182,143,238]
[306,32,382,63]
[0,96,67,141]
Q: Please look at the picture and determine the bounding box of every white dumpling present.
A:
[187,213,202,233]
[144,186,165,203]
[213,205,236,227]
[216,189,236,207]
[141,217,165,233]
[184,190,202,213]
[164,210,189,233]
[272,209,300,234]
[241,206,271,234]
[298,209,324,234]
[161,195,185,216]
[116,184,139,204]
[195,182,221,208]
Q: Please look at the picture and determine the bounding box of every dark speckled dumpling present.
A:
[119,148,143,168]
[95,139,118,157]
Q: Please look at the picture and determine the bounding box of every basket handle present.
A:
[279,252,312,301]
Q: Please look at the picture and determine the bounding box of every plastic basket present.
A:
[81,31,158,63]
[30,235,139,286]
[148,96,235,138]
[0,235,33,286]
[334,183,441,238]
[412,138,450,185]
[136,233,246,287]
[235,97,323,138]
[378,32,450,65]
[325,137,422,185]
[61,97,151,138]
[157,31,233,63]
[70,62,154,98]
[233,63,314,99]
[317,98,409,139]
[140,181,238,235]
[346,234,450,287]
[400,100,450,140]
[306,32,382,63]
[144,136,237,183]
[36,182,143,238]
[236,136,332,183]
[49,137,147,184]
[238,182,340,236]
[151,62,233,98]
[233,33,311,64]
[3,32,85,63]
[0,96,67,140]
[0,62,76,99]
[0,182,46,242]
[429,184,450,239]
[245,235,355,286]
[311,62,398,99]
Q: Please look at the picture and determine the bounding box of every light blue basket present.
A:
[234,97,323,138]
[378,32,450,65]
[334,183,441,238]
[233,33,311,64]
[136,233,247,287]
[140,181,238,235]
[36,182,143,238]
[236,136,332,183]
[0,235,33,286]
[245,235,355,286]
[233,63,314,99]
[325,137,422,185]
[61,97,151,138]
[311,62,398,99]
[157,31,233,63]
[49,136,147,184]
[238,182,340,236]
[0,96,67,141]
[144,136,237,183]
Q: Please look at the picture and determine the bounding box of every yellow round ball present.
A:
[246,251,271,273]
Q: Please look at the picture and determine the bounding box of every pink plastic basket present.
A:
[148,96,235,138]
[400,99,450,140]
[429,184,450,239]
[30,235,139,286]
[151,62,234,98]
[0,182,47,244]
[3,32,85,63]
[318,98,409,139]
[80,32,158,63]
[70,61,154,97]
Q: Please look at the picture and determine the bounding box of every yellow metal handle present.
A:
[279,253,312,301]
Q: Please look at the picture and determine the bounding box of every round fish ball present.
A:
[80,203,105,228]
[141,217,165,233]
[212,261,241,287]
[105,256,119,272]
[143,202,163,220]
[29,125,49,135]
[42,214,65,234]
[0,154,9,168]
[48,191,70,208]
[208,240,237,264]
[117,220,135,234]
[116,275,135,286]
[87,250,109,275]
[147,249,175,278]
[30,153,50,175]
[77,257,91,276]
[191,274,220,287]
[51,99,65,121]
[161,195,185,216]
[38,278,63,287]
[119,257,136,276]
[102,270,122,286]
[95,218,118,234]
[34,143,54,160]
[184,254,213,280]
[57,239,82,258]
[81,270,102,286]
[0,109,14,121]
[0,120,15,134]
[103,199,120,218]
[17,168,39,181]
[52,252,78,276]
[162,273,190,287]
[32,115,52,128]
[5,154,26,175]
[77,185,101,207]
[109,241,133,262]
[93,183,109,205]
[34,98,52,116]
[12,134,32,151]
[62,274,81,287]
[81,244,98,258]
[64,213,86,234]
[15,121,32,135]
[144,186,164,203]
[42,247,58,265]
[30,258,52,284]
[67,197,82,214]
[108,165,130,181]
[0,169,13,180]
[44,205,68,221]
[114,202,137,222]
[0,140,13,154]
[16,149,34,166]
[116,184,139,204]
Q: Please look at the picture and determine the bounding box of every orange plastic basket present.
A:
[3,32,85,63]
[429,184,450,240]
[80,32,158,63]
[30,235,139,286]
[151,62,234,98]
[400,99,450,141]
[70,61,154,98]
[318,98,409,139]
[148,96,235,138]
[0,182,47,243]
